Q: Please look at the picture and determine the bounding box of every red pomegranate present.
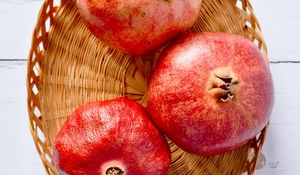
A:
[53,97,170,175]
[147,32,274,156]
[77,0,202,55]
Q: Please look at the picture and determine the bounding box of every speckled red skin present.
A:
[53,97,170,175]
[77,0,202,55]
[147,33,274,156]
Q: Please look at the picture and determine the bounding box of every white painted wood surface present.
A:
[256,63,300,175]
[251,0,300,62]
[0,61,45,174]
[1,0,300,62]
[0,0,43,60]
[0,0,299,174]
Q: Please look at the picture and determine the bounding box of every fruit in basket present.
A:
[147,32,274,156]
[76,0,202,55]
[53,97,170,175]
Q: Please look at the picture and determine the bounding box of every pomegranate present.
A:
[53,97,170,175]
[77,0,202,55]
[147,32,274,156]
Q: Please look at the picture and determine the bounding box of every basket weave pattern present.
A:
[27,0,269,174]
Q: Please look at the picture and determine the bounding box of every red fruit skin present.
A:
[53,97,170,175]
[77,0,202,55]
[147,32,274,156]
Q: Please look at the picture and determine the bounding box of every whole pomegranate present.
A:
[147,32,274,156]
[53,97,170,175]
[77,0,202,55]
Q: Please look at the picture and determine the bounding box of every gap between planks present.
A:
[1,59,300,64]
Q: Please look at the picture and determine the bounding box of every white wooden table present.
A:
[0,0,299,174]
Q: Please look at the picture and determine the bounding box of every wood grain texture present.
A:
[256,63,300,175]
[251,0,300,62]
[0,0,299,174]
[1,0,299,62]
[0,61,45,174]
[0,61,299,174]
[0,0,43,60]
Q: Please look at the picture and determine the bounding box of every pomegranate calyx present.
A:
[207,68,238,103]
[215,74,238,102]
[106,167,125,175]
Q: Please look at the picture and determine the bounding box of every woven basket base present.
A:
[27,0,268,174]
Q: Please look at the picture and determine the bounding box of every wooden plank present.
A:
[251,0,300,62]
[256,63,300,175]
[1,0,299,62]
[0,0,43,60]
[0,61,45,174]
[1,60,299,174]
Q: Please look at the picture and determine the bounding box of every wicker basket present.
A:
[27,0,269,174]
